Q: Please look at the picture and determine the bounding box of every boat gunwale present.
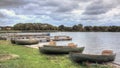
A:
[69,52,116,56]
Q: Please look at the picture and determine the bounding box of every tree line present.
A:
[13,23,120,32]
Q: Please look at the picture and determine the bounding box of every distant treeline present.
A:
[12,23,120,32]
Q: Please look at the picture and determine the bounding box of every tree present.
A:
[13,23,120,32]
[72,25,79,31]
[58,25,65,31]
[84,26,93,31]
[78,24,83,31]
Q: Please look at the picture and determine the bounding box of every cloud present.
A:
[81,0,120,21]
[104,6,120,17]
[0,0,27,8]
[0,9,30,26]
[83,0,119,15]
[0,9,28,19]
[0,0,120,26]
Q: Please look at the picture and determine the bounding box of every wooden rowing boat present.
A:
[10,38,16,44]
[69,52,116,63]
[39,45,84,54]
[15,39,39,45]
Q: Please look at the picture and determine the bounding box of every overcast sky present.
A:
[0,0,120,26]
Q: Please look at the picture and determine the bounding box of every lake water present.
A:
[51,32,120,64]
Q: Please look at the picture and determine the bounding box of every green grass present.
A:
[0,40,111,68]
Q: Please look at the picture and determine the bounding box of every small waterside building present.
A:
[0,26,13,30]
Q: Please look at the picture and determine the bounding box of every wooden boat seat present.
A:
[102,50,113,55]
[68,43,77,48]
[49,40,56,46]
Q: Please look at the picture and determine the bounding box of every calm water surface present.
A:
[51,32,120,63]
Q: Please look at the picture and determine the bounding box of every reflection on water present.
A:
[51,32,120,63]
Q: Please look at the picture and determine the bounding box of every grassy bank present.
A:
[0,40,111,68]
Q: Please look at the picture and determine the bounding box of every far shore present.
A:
[0,30,120,33]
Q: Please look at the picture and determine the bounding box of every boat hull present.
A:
[15,39,39,45]
[39,46,84,54]
[69,53,116,63]
[10,39,16,44]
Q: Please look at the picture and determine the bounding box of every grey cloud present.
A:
[0,14,5,18]
[29,0,80,13]
[70,0,92,2]
[55,3,79,13]
[55,6,77,13]
[14,0,81,16]
[50,14,70,21]
[83,8,110,15]
[42,0,60,6]
[80,15,101,20]
[0,0,27,8]
[83,0,119,15]
[0,12,5,17]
